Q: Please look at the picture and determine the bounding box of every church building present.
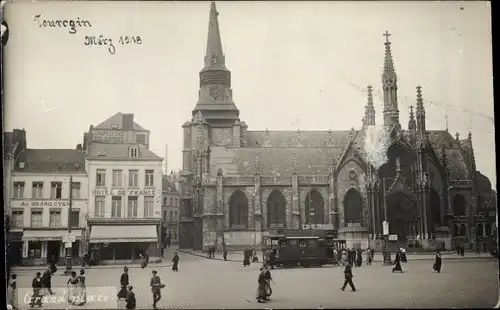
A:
[178,2,496,252]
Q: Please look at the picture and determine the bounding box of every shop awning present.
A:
[22,230,83,242]
[89,225,158,243]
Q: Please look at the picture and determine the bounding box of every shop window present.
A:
[29,242,42,258]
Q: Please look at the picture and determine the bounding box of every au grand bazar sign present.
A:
[92,188,156,196]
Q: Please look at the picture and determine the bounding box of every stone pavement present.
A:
[12,250,498,309]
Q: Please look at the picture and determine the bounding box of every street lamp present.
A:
[63,175,74,275]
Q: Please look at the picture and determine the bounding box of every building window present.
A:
[11,211,23,228]
[71,210,80,228]
[13,182,25,198]
[129,147,139,158]
[31,211,43,227]
[32,182,44,199]
[129,170,139,187]
[96,169,106,186]
[50,182,63,199]
[127,196,138,218]
[95,196,105,217]
[163,197,167,206]
[145,170,154,187]
[169,211,173,222]
[163,210,167,221]
[71,182,81,199]
[111,196,122,218]
[49,211,61,227]
[174,211,178,221]
[112,169,122,187]
[144,196,154,218]
[28,242,42,258]
[136,134,146,144]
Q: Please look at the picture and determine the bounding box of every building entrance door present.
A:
[47,241,61,263]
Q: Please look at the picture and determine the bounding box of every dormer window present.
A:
[111,124,119,129]
[129,146,139,158]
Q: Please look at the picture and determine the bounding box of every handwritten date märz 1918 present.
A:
[84,35,142,55]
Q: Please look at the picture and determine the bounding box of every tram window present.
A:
[318,239,325,246]
[289,239,298,247]
[326,239,333,246]
[299,240,307,248]
[279,240,287,248]
[307,239,317,247]
[271,239,278,246]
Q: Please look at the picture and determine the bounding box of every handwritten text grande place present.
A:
[84,35,142,55]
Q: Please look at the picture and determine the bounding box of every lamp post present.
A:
[63,175,74,275]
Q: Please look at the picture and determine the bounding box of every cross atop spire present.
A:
[383,31,391,43]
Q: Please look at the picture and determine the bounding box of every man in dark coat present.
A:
[42,266,53,295]
[117,267,129,300]
[433,250,442,273]
[125,285,136,309]
[340,263,356,292]
[30,271,43,307]
[150,270,162,310]
[243,248,251,267]
[392,251,403,273]
[172,252,179,272]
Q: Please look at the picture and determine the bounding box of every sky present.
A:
[3,1,496,187]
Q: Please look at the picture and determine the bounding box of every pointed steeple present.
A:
[381,31,400,127]
[415,85,426,133]
[363,85,376,126]
[193,2,239,126]
[408,105,416,131]
[204,1,226,70]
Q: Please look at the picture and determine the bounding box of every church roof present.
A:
[445,148,469,180]
[244,130,353,148]
[234,147,344,177]
[15,149,86,173]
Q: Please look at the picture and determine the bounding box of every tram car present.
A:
[262,229,346,268]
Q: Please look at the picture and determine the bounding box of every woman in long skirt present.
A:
[256,269,268,303]
[433,250,442,273]
[77,268,87,305]
[8,274,18,310]
[263,265,274,300]
[67,271,79,305]
[392,251,403,273]
[243,249,251,267]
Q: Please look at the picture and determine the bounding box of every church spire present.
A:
[204,1,226,70]
[381,31,400,127]
[408,105,416,131]
[415,85,426,133]
[363,85,376,126]
[193,1,239,125]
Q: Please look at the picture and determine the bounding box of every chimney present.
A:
[164,144,168,174]
[122,113,134,130]
[13,128,27,150]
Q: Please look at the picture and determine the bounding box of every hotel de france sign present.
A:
[92,188,156,196]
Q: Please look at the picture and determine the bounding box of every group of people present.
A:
[243,247,258,267]
[117,267,166,310]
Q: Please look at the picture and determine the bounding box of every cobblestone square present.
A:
[13,252,498,309]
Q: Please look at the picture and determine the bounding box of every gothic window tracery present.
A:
[305,189,325,225]
[267,190,286,228]
[229,190,248,228]
[343,188,363,225]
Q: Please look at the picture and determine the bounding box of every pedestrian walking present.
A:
[166,236,171,249]
[355,249,362,267]
[150,270,164,310]
[340,263,356,292]
[77,268,86,306]
[433,250,442,273]
[41,266,53,295]
[392,251,403,273]
[30,272,43,307]
[125,285,136,310]
[366,248,372,266]
[223,248,228,261]
[67,271,79,305]
[256,267,268,303]
[8,273,18,310]
[117,267,129,300]
[172,252,179,272]
[243,248,251,267]
[262,264,274,300]
[460,244,465,257]
[476,245,481,255]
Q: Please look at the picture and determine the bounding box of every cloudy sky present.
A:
[3,1,495,187]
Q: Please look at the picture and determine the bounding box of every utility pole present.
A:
[64,175,73,275]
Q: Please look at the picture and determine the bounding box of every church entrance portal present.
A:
[386,193,415,247]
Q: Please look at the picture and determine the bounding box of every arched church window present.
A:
[305,189,325,225]
[453,194,467,216]
[229,190,248,228]
[267,190,287,228]
[343,188,363,224]
[459,224,466,237]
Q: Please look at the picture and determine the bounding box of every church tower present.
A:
[381,31,400,127]
[192,1,240,126]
